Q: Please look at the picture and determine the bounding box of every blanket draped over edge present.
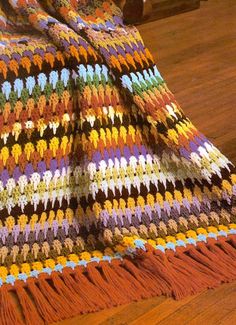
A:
[0,1,236,324]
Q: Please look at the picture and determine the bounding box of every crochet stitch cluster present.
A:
[0,1,235,324]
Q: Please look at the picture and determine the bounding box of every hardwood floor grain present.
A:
[55,0,236,324]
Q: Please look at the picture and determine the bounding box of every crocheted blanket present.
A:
[0,1,236,324]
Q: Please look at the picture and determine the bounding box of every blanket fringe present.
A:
[1,235,236,325]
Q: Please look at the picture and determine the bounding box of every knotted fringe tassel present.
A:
[0,285,23,325]
[27,278,61,324]
[110,259,151,299]
[72,266,110,310]
[86,262,127,306]
[37,274,74,319]
[15,281,44,325]
[1,235,236,325]
[49,272,83,317]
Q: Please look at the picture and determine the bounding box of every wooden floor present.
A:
[56,0,236,324]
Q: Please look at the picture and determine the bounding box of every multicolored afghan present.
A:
[0,1,236,324]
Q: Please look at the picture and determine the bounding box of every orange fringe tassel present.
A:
[0,235,236,325]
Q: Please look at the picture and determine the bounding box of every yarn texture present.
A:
[0,1,236,324]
